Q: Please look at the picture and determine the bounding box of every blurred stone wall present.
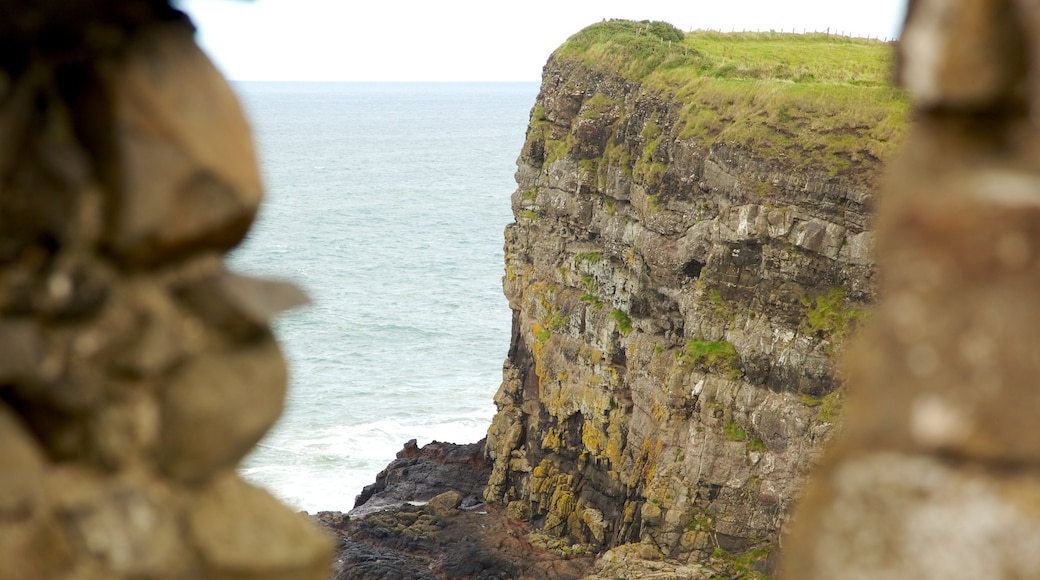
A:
[0,1,332,578]
[782,0,1040,577]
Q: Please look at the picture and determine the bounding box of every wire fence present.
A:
[687,27,895,42]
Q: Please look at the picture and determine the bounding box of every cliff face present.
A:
[483,23,907,571]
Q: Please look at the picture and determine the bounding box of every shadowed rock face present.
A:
[481,43,898,572]
[0,2,331,578]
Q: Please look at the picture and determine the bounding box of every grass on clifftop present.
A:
[553,20,909,179]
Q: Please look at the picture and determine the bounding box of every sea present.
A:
[227,82,539,512]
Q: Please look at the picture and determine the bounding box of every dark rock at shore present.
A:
[315,439,594,580]
[351,439,490,518]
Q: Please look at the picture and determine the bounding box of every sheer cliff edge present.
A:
[481,20,908,578]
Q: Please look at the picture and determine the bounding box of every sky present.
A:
[175,0,908,82]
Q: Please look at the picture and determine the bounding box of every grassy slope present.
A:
[551,20,910,182]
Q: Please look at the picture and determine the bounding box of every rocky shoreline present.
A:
[315,440,595,580]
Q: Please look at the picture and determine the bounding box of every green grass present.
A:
[800,389,843,423]
[801,286,866,345]
[574,252,602,264]
[580,291,603,308]
[747,436,767,452]
[724,421,747,442]
[548,20,909,186]
[679,339,742,378]
[687,511,713,532]
[579,276,604,308]
[610,308,633,334]
[709,543,772,580]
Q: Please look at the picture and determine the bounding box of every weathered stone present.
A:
[424,490,463,515]
[781,1,1040,577]
[0,69,96,254]
[111,277,202,379]
[0,404,47,516]
[174,272,309,339]
[112,317,185,380]
[0,4,334,579]
[108,20,263,265]
[839,230,874,266]
[33,254,113,319]
[789,218,846,260]
[67,475,189,577]
[22,301,137,415]
[586,543,711,580]
[0,318,44,384]
[842,190,1040,463]
[900,0,1027,109]
[352,440,490,519]
[40,465,194,578]
[0,517,76,580]
[158,334,287,482]
[188,472,334,580]
[507,500,532,521]
[89,390,160,469]
[785,452,1040,579]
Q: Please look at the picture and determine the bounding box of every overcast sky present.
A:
[175,0,908,82]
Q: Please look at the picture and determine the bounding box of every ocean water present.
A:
[228,82,538,512]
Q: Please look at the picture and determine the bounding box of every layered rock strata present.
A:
[483,23,908,574]
[0,3,331,578]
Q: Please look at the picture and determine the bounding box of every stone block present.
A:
[900,0,1027,109]
[843,193,1040,463]
[66,476,189,577]
[157,334,286,482]
[112,278,199,379]
[789,218,845,260]
[188,472,334,580]
[0,516,75,580]
[108,21,262,265]
[0,318,43,384]
[424,490,463,515]
[89,390,160,469]
[784,452,1040,579]
[174,272,308,340]
[0,404,46,517]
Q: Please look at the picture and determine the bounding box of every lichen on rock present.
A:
[484,20,908,573]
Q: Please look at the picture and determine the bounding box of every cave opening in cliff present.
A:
[682,259,704,279]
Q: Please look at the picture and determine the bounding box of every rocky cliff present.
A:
[483,22,908,575]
